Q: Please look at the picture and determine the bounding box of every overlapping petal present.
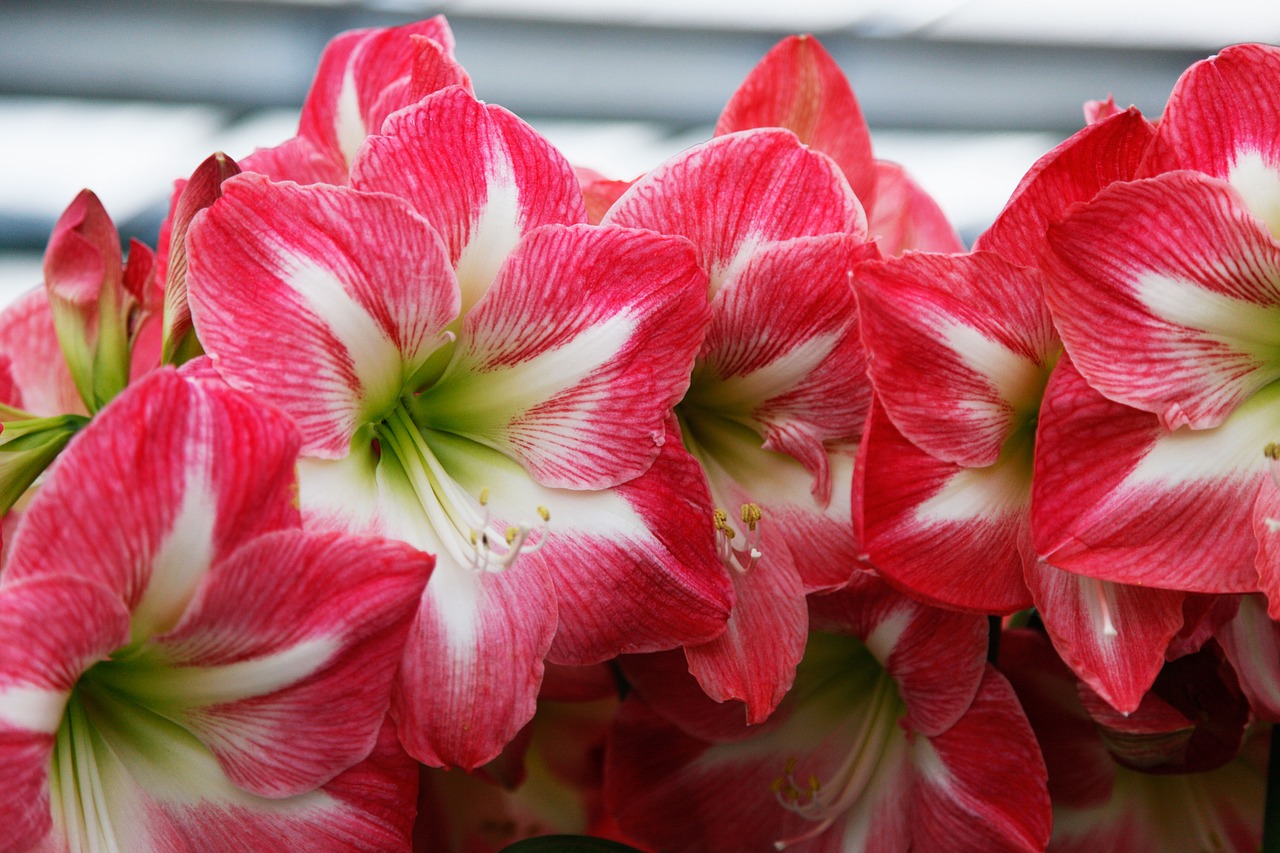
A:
[0,289,84,417]
[715,34,877,208]
[974,107,1154,268]
[1140,43,1280,235]
[298,16,457,171]
[1032,355,1264,593]
[414,224,709,490]
[603,129,866,293]
[352,87,587,315]
[867,160,965,256]
[1045,171,1280,432]
[857,251,1055,468]
[187,173,459,458]
[856,399,1033,614]
[0,575,129,852]
[4,370,301,625]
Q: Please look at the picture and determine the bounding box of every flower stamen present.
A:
[714,503,764,573]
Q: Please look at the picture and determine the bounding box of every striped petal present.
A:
[910,667,1051,853]
[1142,43,1280,236]
[352,87,587,317]
[0,575,129,852]
[1026,559,1185,714]
[603,128,866,294]
[419,423,732,667]
[1045,171,1280,431]
[856,251,1056,468]
[1217,593,1280,722]
[0,288,85,417]
[715,34,877,208]
[689,234,873,502]
[298,16,457,171]
[394,541,558,771]
[973,107,1154,268]
[414,224,709,490]
[135,529,430,797]
[1032,356,1263,593]
[857,398,1033,614]
[187,173,459,458]
[5,370,301,628]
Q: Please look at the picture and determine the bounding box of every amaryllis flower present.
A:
[1035,43,1280,603]
[186,86,731,770]
[0,368,431,852]
[604,128,872,721]
[716,34,962,256]
[854,102,1189,713]
[1000,628,1265,853]
[240,16,469,186]
[606,576,1051,852]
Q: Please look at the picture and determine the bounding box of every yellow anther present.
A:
[469,530,478,546]
[770,777,784,793]
[784,757,797,775]
[506,526,519,545]
[1266,443,1280,460]
[537,505,551,522]
[808,775,820,793]
[713,508,729,529]
[741,502,763,531]
[479,487,490,506]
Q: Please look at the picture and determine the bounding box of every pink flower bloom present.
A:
[187,87,731,770]
[1035,44,1280,602]
[716,34,962,256]
[606,576,1050,852]
[604,128,873,721]
[0,369,431,852]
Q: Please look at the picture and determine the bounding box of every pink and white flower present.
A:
[0,369,431,852]
[186,87,732,770]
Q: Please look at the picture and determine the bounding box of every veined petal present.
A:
[685,534,807,724]
[974,107,1155,268]
[857,399,1033,614]
[1252,473,1280,613]
[417,225,709,490]
[394,546,557,771]
[689,234,874,501]
[124,529,431,798]
[603,128,866,294]
[810,575,989,738]
[0,288,85,417]
[856,251,1056,468]
[238,134,351,186]
[1045,171,1280,431]
[910,667,1051,853]
[0,575,129,852]
[1142,43,1280,235]
[715,34,877,208]
[1032,356,1263,593]
[420,423,732,665]
[405,34,473,101]
[684,407,859,593]
[867,160,965,257]
[298,16,456,170]
[5,370,302,633]
[188,173,459,458]
[1025,559,1184,714]
[352,87,587,316]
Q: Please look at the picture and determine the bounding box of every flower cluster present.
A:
[1,17,1278,853]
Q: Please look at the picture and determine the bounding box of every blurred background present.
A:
[3,0,1279,303]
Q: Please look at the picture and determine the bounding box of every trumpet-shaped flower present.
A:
[1036,43,1280,604]
[186,87,731,770]
[0,369,432,852]
[606,576,1051,852]
[604,128,872,721]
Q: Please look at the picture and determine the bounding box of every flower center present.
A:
[376,403,549,572]
[770,635,907,849]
